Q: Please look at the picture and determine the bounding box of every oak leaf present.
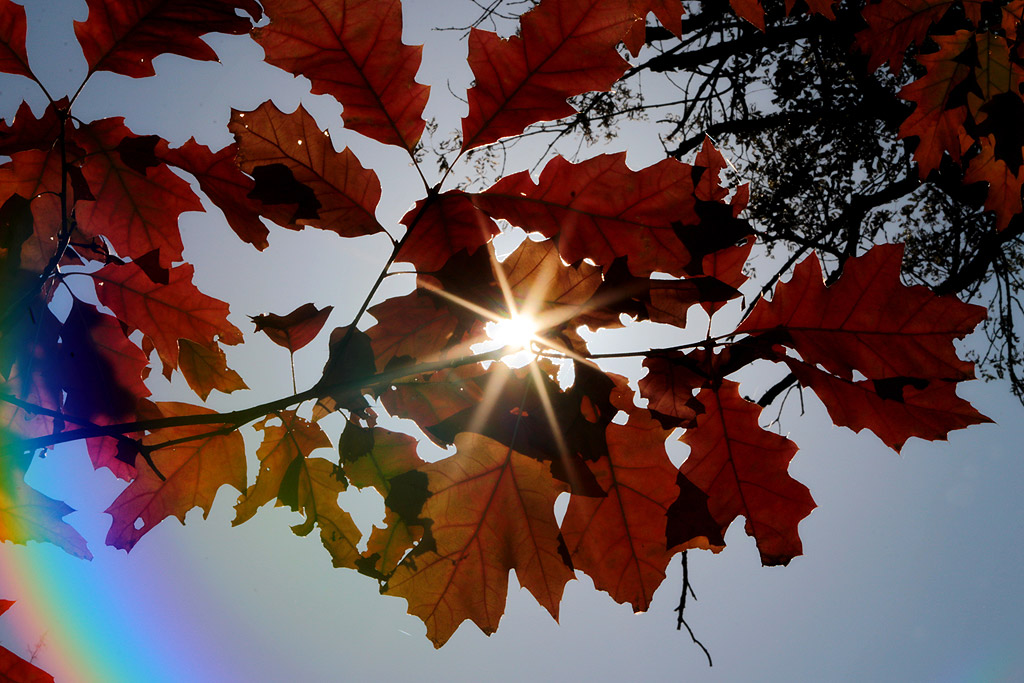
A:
[737,243,986,382]
[561,405,718,612]
[93,259,243,375]
[159,139,272,250]
[385,433,573,647]
[0,0,30,78]
[681,380,815,566]
[73,0,261,78]
[233,410,360,567]
[473,153,697,276]
[782,357,991,451]
[230,101,383,238]
[0,446,92,559]
[177,338,248,401]
[897,30,974,178]
[395,191,499,272]
[106,401,246,551]
[342,425,426,576]
[461,0,632,150]
[255,0,429,151]
[72,117,204,267]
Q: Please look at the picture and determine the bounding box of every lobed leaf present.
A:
[255,0,429,151]
[385,433,573,647]
[461,0,633,150]
[230,101,383,238]
[74,0,261,78]
[681,380,815,566]
[106,401,246,551]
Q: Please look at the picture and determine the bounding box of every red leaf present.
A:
[93,260,243,374]
[729,0,765,30]
[0,149,68,272]
[230,101,384,238]
[106,401,246,551]
[365,292,459,371]
[251,303,333,354]
[854,0,968,73]
[897,31,973,178]
[473,153,697,276]
[395,191,500,272]
[461,0,632,150]
[255,0,429,151]
[783,357,991,452]
[681,380,815,566]
[623,0,685,56]
[638,353,706,429]
[177,338,248,401]
[385,433,573,647]
[0,100,63,156]
[738,244,986,382]
[73,0,261,78]
[72,117,203,266]
[159,139,271,250]
[87,436,138,481]
[0,0,31,78]
[562,408,717,612]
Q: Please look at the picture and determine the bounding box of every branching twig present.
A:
[675,552,712,667]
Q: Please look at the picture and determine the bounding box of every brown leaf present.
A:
[251,303,333,354]
[177,338,248,401]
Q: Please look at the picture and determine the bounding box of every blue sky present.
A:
[1,1,1022,681]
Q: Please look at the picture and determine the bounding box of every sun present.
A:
[481,313,542,367]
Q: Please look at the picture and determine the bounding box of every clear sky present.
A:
[1,1,1023,681]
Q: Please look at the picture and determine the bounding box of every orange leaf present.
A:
[250,303,334,354]
[255,0,429,151]
[234,411,361,568]
[385,433,573,647]
[73,0,261,77]
[0,447,92,559]
[105,402,246,551]
[461,0,632,150]
[177,338,248,401]
[729,0,765,30]
[562,408,718,612]
[681,381,815,566]
[737,243,986,382]
[343,426,426,576]
[897,31,973,178]
[93,260,242,375]
[230,101,383,238]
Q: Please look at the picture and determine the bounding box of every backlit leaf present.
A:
[681,380,815,566]
[73,0,261,78]
[461,0,632,150]
[255,0,429,151]
[230,101,384,238]
[106,401,246,551]
[385,433,573,647]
